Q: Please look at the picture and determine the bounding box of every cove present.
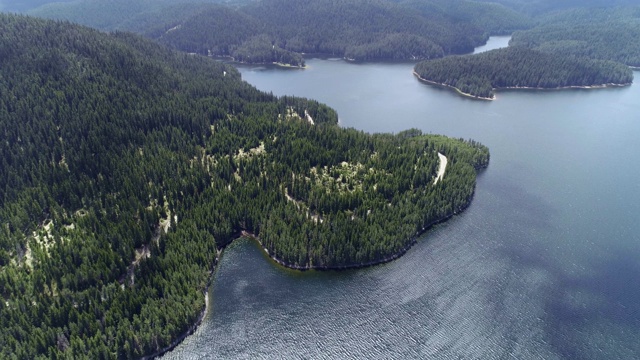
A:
[161,38,640,359]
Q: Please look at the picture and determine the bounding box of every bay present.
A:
[162,38,640,359]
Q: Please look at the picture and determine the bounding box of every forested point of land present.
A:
[510,6,640,67]
[0,14,489,358]
[27,0,532,64]
[414,46,634,99]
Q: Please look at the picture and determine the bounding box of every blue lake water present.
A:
[162,38,640,359]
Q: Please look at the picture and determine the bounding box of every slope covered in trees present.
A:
[414,47,634,99]
[155,0,529,62]
[474,0,639,15]
[28,0,530,63]
[394,0,532,35]
[147,5,306,67]
[238,0,483,59]
[25,0,252,30]
[0,14,489,358]
[510,6,640,67]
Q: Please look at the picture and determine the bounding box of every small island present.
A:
[414,46,634,99]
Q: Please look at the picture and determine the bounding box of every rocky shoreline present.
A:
[412,71,494,100]
[239,189,479,272]
[413,71,632,100]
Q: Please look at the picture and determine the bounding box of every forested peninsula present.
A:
[28,0,531,64]
[408,3,639,100]
[414,47,634,99]
[0,15,489,359]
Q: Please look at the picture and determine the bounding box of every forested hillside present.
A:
[149,5,305,67]
[510,6,640,67]
[414,47,633,99]
[29,0,530,63]
[239,0,488,58]
[394,0,532,35]
[25,0,246,30]
[474,0,639,15]
[0,14,488,358]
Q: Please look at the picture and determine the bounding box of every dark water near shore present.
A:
[162,38,640,359]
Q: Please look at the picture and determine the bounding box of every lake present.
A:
[162,37,640,359]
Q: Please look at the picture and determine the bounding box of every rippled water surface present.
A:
[162,38,640,359]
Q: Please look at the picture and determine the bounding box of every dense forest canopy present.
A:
[21,0,640,65]
[474,0,640,15]
[0,14,488,358]
[414,46,634,99]
[393,0,533,35]
[25,0,248,30]
[510,6,640,67]
[28,0,531,63]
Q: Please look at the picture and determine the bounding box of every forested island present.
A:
[0,14,489,359]
[28,0,531,64]
[414,47,634,99]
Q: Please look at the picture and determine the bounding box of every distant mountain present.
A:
[473,0,640,15]
[394,0,533,35]
[26,0,249,30]
[0,0,75,13]
[510,6,640,67]
[28,0,531,63]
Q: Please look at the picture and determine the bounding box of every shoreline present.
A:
[272,62,307,69]
[141,210,456,359]
[143,290,209,360]
[217,51,439,67]
[209,54,306,69]
[412,71,494,100]
[143,251,220,360]
[498,82,631,91]
[236,184,480,272]
[413,71,631,100]
[142,161,488,358]
[142,188,483,359]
